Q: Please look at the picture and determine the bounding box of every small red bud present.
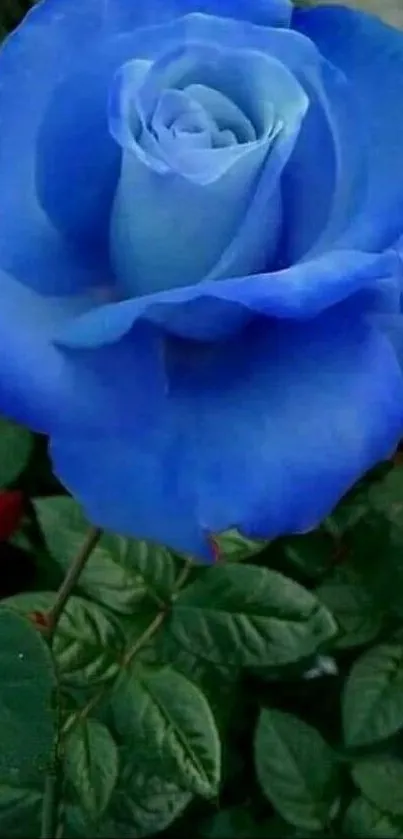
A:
[0,491,24,541]
[28,611,49,629]
[210,537,221,563]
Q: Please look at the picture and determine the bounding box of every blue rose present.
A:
[1,0,403,559]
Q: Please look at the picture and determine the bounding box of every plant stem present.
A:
[62,611,166,738]
[40,772,59,839]
[47,526,102,638]
[40,526,101,838]
[62,685,105,738]
[172,557,193,593]
[122,611,166,667]
[60,553,193,737]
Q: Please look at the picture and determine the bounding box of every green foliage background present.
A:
[2,1,403,838]
[0,0,33,38]
[3,423,403,838]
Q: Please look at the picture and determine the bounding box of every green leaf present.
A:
[4,591,55,614]
[34,497,180,612]
[118,607,165,668]
[283,532,334,580]
[316,567,383,649]
[105,755,192,838]
[53,596,125,688]
[350,520,403,619]
[112,665,221,798]
[263,817,317,838]
[345,466,403,619]
[157,637,239,730]
[0,418,32,487]
[323,485,369,538]
[200,807,284,838]
[259,816,314,838]
[0,785,41,838]
[168,564,337,667]
[352,756,403,816]
[34,497,145,612]
[119,538,180,600]
[65,719,118,821]
[368,465,403,527]
[214,530,267,563]
[343,641,403,747]
[5,592,125,688]
[0,609,56,783]
[343,796,403,837]
[254,709,339,831]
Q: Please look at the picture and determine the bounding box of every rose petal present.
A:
[51,306,403,558]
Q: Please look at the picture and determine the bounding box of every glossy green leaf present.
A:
[53,596,125,688]
[105,754,192,838]
[34,498,180,612]
[112,665,221,798]
[343,796,403,837]
[316,567,383,649]
[5,591,125,687]
[0,609,56,783]
[34,497,146,612]
[118,608,164,668]
[343,641,403,747]
[0,418,32,487]
[157,637,239,730]
[352,756,403,816]
[254,709,339,831]
[4,591,55,615]
[215,530,267,563]
[65,719,118,821]
[119,539,179,600]
[168,565,337,667]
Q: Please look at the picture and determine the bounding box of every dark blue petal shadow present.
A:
[50,305,403,558]
[294,4,403,254]
[55,250,401,344]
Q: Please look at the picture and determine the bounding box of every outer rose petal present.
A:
[0,269,161,436]
[0,0,118,294]
[0,270,94,430]
[101,0,292,29]
[294,4,403,254]
[51,307,403,559]
[56,250,401,344]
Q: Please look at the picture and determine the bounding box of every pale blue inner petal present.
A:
[109,43,308,297]
[152,89,215,151]
[108,59,152,155]
[184,84,257,143]
[111,45,289,183]
[213,129,237,148]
